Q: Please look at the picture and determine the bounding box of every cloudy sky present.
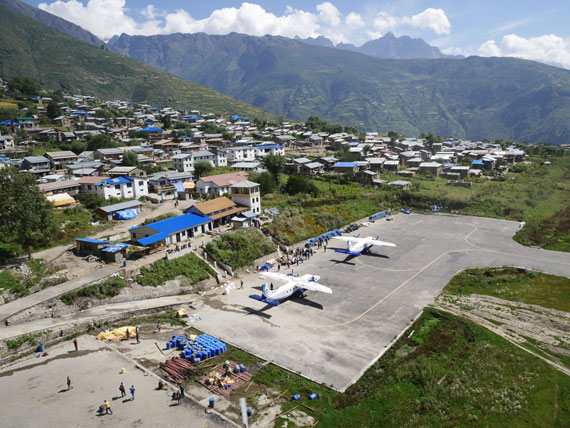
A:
[23,0,570,69]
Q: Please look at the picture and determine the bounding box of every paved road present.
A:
[194,213,570,391]
[0,295,198,340]
[0,266,120,323]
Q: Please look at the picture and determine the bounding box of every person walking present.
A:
[104,400,112,415]
[239,280,244,290]
[130,385,135,400]
[157,323,161,333]
[180,384,185,399]
[125,328,129,341]
[278,264,281,271]
[136,326,140,344]
[119,382,126,397]
[73,338,78,352]
[324,244,326,253]
[67,376,72,390]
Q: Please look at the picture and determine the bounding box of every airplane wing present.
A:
[296,280,332,294]
[259,271,291,283]
[369,239,396,247]
[331,236,354,242]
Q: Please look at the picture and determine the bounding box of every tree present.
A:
[387,130,399,143]
[7,78,41,99]
[46,101,63,120]
[249,171,276,195]
[0,167,56,259]
[284,175,319,197]
[122,150,138,166]
[193,161,213,179]
[161,114,171,129]
[86,134,116,151]
[70,141,88,155]
[263,155,284,186]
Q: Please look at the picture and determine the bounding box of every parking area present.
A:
[196,213,570,391]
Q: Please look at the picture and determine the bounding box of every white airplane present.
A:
[249,272,332,306]
[331,235,396,257]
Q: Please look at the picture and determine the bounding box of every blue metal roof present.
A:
[333,162,357,168]
[75,238,110,245]
[183,115,201,120]
[472,159,484,165]
[347,142,359,147]
[230,116,249,120]
[138,233,168,246]
[96,177,132,186]
[101,243,129,253]
[256,144,283,149]
[144,213,212,235]
[136,127,164,132]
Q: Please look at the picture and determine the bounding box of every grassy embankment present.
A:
[205,228,276,269]
[59,276,127,306]
[0,259,55,297]
[136,253,216,287]
[444,267,570,312]
[264,155,569,250]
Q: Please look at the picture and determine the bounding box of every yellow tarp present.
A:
[176,308,187,318]
[96,326,137,341]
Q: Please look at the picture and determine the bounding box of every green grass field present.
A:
[205,228,276,269]
[136,253,216,287]
[443,267,570,312]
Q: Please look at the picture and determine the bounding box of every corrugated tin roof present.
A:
[97,200,143,213]
[75,238,110,244]
[333,162,357,168]
[187,196,236,216]
[144,213,212,235]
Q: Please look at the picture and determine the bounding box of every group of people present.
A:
[101,383,136,415]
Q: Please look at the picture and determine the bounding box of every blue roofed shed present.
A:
[332,161,358,173]
[75,238,110,256]
[130,213,213,247]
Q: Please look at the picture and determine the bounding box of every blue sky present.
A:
[24,1,570,68]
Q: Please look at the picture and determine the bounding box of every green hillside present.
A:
[109,32,570,143]
[0,6,280,121]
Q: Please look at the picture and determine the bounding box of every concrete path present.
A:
[0,295,198,340]
[0,265,120,323]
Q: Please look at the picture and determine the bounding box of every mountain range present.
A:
[108,32,570,143]
[2,0,570,143]
[296,32,456,60]
[0,5,280,121]
[0,0,103,47]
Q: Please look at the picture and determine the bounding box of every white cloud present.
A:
[345,12,365,28]
[38,0,144,40]
[369,7,451,38]
[478,34,570,69]
[37,1,452,46]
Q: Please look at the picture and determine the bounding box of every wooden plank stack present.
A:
[158,356,196,384]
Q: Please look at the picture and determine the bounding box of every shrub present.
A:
[206,229,276,268]
[137,253,215,287]
[60,276,127,305]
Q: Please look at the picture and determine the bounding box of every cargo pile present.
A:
[369,210,390,221]
[166,334,227,363]
[158,357,196,384]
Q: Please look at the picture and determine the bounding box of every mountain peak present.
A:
[383,31,396,39]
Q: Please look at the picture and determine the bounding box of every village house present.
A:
[300,161,325,176]
[230,180,261,214]
[419,162,443,176]
[184,196,248,227]
[78,176,148,200]
[254,144,285,157]
[0,135,15,150]
[332,161,358,174]
[130,213,212,248]
[45,151,79,170]
[94,148,123,163]
[107,166,147,178]
[196,171,248,196]
[38,179,80,196]
[21,156,51,171]
[147,172,193,193]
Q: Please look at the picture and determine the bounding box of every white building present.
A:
[223,146,256,162]
[78,176,148,200]
[231,180,261,214]
[254,144,285,157]
[172,150,216,172]
[196,171,248,196]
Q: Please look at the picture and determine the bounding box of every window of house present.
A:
[126,183,132,188]
[115,185,120,190]
[139,181,143,186]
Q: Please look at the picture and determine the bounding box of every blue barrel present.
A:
[309,393,318,400]
[172,335,177,340]
[239,364,246,372]
[209,397,215,408]
[292,394,301,401]
[166,342,171,350]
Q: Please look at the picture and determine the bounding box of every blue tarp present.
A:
[136,127,164,132]
[114,209,139,220]
[101,243,129,253]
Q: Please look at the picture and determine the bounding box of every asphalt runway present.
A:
[196,213,570,391]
